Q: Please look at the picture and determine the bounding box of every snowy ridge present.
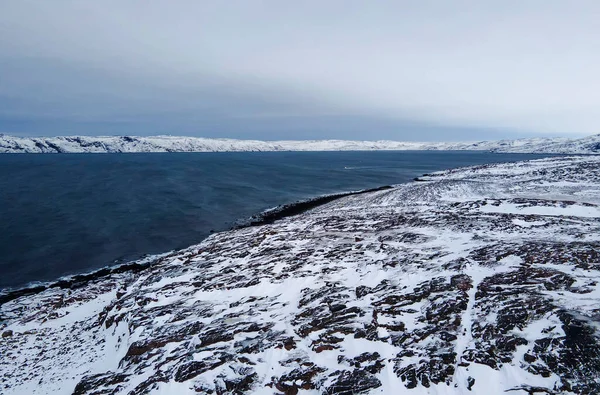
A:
[2,156,600,394]
[1,133,599,154]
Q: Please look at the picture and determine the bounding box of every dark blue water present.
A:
[0,151,551,289]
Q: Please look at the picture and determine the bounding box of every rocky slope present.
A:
[0,133,599,154]
[1,156,600,394]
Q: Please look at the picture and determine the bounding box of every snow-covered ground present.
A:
[1,133,599,154]
[1,156,600,394]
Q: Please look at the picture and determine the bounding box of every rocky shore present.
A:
[1,156,600,394]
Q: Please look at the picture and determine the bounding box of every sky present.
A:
[1,1,599,141]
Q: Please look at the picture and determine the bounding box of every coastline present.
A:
[0,185,394,305]
[2,155,600,394]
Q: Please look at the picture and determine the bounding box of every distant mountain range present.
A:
[1,133,599,154]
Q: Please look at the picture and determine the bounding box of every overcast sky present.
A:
[1,1,599,141]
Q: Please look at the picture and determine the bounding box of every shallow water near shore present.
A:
[0,150,553,289]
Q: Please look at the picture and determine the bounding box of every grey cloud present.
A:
[1,1,598,138]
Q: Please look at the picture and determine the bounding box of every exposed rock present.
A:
[325,369,382,394]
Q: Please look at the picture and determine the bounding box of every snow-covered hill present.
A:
[2,156,600,394]
[1,133,599,154]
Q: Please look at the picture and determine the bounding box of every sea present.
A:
[0,151,553,289]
